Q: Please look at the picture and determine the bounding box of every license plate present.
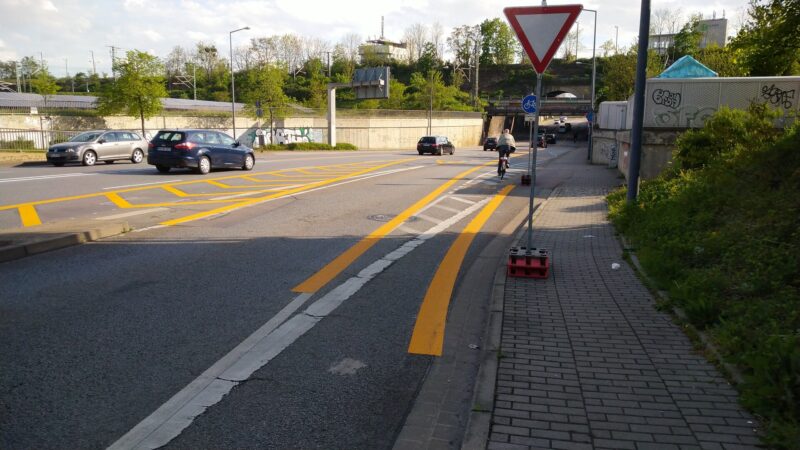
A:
[158,146,171,152]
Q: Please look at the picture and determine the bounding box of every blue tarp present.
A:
[658,55,718,78]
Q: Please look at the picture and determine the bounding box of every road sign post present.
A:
[504,3,583,277]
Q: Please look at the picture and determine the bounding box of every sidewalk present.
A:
[478,149,761,449]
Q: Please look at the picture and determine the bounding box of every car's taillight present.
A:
[431,143,439,147]
[174,142,197,150]
[148,142,154,149]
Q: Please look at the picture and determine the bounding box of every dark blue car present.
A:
[147,129,255,174]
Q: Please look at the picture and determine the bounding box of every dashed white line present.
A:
[0,173,96,183]
[450,196,476,205]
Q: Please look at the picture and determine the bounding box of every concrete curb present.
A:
[0,222,131,263]
[461,194,551,450]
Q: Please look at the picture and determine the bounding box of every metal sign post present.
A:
[504,3,583,278]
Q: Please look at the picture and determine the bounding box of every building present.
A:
[358,38,409,64]
[649,17,728,54]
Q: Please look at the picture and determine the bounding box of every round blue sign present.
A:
[522,95,537,114]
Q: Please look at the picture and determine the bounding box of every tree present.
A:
[416,42,442,74]
[479,18,518,65]
[447,25,480,68]
[238,64,290,144]
[31,67,61,112]
[600,39,616,57]
[596,49,662,103]
[671,15,703,61]
[97,50,167,136]
[696,45,747,77]
[404,23,430,63]
[731,0,800,76]
[562,29,579,61]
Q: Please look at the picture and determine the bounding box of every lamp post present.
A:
[229,26,249,140]
[583,9,597,161]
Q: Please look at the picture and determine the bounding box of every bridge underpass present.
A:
[484,98,592,140]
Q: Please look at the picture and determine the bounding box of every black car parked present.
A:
[417,136,455,155]
[483,136,498,151]
[147,129,255,174]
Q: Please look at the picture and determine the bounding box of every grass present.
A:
[256,142,358,151]
[607,106,800,449]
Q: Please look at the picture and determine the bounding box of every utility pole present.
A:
[326,51,331,77]
[90,50,97,75]
[108,45,123,80]
[575,22,580,59]
[473,29,480,108]
[14,61,20,93]
[615,26,619,53]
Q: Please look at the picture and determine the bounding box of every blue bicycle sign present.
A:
[522,94,537,113]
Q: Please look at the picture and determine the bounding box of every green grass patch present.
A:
[257,142,358,151]
[607,105,800,449]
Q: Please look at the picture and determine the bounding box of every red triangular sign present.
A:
[504,4,583,74]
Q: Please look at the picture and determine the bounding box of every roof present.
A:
[658,55,718,78]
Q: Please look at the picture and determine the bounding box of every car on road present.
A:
[483,136,498,151]
[417,136,455,155]
[538,128,557,144]
[46,130,148,166]
[147,129,255,174]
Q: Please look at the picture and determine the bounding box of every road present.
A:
[0,144,573,449]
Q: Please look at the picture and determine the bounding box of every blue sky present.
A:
[1,0,749,77]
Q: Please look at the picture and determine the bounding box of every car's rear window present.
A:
[152,131,185,144]
[419,136,436,143]
[487,138,497,142]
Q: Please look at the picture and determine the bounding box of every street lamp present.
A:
[583,9,597,161]
[229,26,249,140]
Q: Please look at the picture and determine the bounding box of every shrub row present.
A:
[0,138,36,150]
[607,105,799,449]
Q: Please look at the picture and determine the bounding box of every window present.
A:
[152,131,184,144]
[217,133,235,146]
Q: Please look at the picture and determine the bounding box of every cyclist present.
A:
[497,128,516,176]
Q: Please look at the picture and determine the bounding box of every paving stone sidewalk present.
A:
[487,151,762,449]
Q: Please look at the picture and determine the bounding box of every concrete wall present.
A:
[604,129,681,180]
[0,112,483,150]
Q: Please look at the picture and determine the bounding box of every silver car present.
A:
[47,130,149,166]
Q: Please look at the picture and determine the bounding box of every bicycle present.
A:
[498,149,511,180]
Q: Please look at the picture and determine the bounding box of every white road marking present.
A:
[103,180,184,190]
[108,293,314,450]
[415,213,442,224]
[432,204,461,214]
[450,195,476,205]
[328,358,367,375]
[112,193,491,450]
[96,208,169,221]
[397,224,421,235]
[0,173,96,183]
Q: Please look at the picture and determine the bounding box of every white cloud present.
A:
[40,0,57,11]
[143,30,163,42]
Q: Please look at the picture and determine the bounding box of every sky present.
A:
[0,0,750,78]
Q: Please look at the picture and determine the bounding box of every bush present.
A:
[608,106,800,449]
[0,138,36,150]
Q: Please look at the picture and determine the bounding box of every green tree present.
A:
[731,0,800,76]
[238,64,290,144]
[406,70,472,111]
[97,50,167,136]
[480,18,518,65]
[30,67,61,113]
[671,15,703,61]
[415,42,443,74]
[697,45,747,77]
[379,79,407,109]
[596,48,662,103]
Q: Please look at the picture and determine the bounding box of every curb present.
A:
[461,193,551,450]
[0,222,131,263]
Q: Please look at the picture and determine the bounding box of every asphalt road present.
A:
[0,145,572,449]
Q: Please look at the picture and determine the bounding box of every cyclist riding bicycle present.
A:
[497,129,516,176]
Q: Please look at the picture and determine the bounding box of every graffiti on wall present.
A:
[652,89,682,109]
[267,127,323,144]
[653,106,718,128]
[761,84,795,109]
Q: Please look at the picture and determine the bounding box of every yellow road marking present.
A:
[160,158,419,227]
[408,184,515,356]
[206,180,232,188]
[161,185,188,197]
[1,159,413,226]
[18,205,41,227]
[292,160,496,294]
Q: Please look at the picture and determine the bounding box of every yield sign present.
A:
[504,4,583,74]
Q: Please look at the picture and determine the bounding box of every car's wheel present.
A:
[436,149,442,156]
[242,154,254,171]
[418,151,423,155]
[52,162,64,167]
[450,148,455,155]
[82,150,97,166]
[104,160,115,164]
[131,148,144,164]
[156,165,170,173]
[196,156,211,175]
